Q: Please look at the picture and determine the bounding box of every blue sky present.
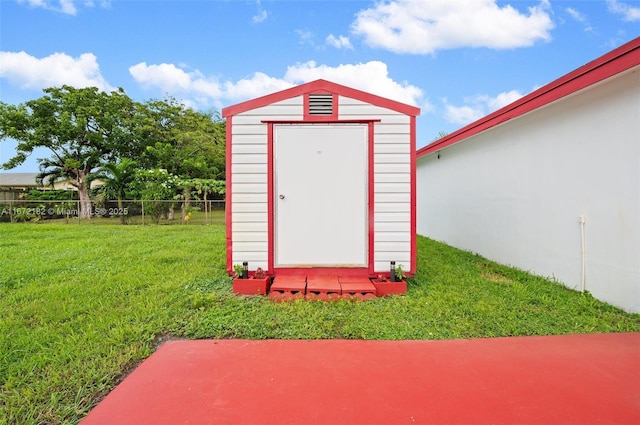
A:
[1,0,639,172]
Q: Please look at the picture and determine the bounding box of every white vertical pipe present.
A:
[579,215,586,292]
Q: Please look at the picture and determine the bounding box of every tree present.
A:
[434,131,449,140]
[129,169,179,222]
[0,86,138,218]
[138,100,225,177]
[88,158,137,224]
[135,98,226,219]
[191,178,226,222]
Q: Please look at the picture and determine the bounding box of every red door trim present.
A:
[268,121,376,276]
[267,122,275,274]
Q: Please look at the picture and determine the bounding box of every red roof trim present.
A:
[260,119,381,124]
[222,79,420,117]
[417,37,640,158]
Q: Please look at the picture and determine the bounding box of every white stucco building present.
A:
[417,38,639,312]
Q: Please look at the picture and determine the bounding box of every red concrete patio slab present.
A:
[81,333,640,425]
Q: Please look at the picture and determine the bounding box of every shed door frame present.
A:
[266,120,377,274]
[274,124,367,267]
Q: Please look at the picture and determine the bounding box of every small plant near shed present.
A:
[374,274,388,283]
[394,264,406,282]
[253,267,266,279]
[233,264,245,279]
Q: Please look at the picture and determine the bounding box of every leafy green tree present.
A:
[0,86,138,218]
[138,100,225,178]
[135,98,225,219]
[88,158,138,224]
[1,89,225,222]
[191,178,226,222]
[129,169,179,222]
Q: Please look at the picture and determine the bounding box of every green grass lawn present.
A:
[1,216,638,424]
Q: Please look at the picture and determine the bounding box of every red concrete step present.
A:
[339,277,377,300]
[306,276,341,301]
[269,275,306,302]
[266,275,382,301]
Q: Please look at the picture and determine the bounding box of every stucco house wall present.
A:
[417,43,639,312]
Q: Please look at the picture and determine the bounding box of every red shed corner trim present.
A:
[222,79,420,117]
[417,36,640,158]
[225,115,233,275]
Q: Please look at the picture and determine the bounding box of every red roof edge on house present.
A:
[417,36,640,158]
[222,79,421,117]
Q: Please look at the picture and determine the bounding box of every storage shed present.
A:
[222,79,420,282]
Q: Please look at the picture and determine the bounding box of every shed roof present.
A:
[417,36,640,158]
[222,79,420,117]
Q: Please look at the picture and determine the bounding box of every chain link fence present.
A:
[0,200,226,225]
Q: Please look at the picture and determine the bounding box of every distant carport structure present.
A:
[0,173,43,201]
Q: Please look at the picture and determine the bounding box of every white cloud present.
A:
[284,61,423,106]
[222,73,294,100]
[607,0,640,21]
[17,0,76,15]
[326,34,353,50]
[252,0,268,23]
[252,10,267,23]
[351,0,554,54]
[444,104,485,126]
[295,29,314,46]
[444,90,524,125]
[17,0,108,15]
[565,7,595,33]
[129,62,209,94]
[484,90,524,110]
[0,51,114,91]
[130,62,293,106]
[129,60,426,108]
[566,7,586,23]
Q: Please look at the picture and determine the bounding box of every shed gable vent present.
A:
[308,93,334,115]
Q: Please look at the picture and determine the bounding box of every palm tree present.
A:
[88,159,138,224]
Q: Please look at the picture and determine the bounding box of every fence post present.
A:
[141,200,144,226]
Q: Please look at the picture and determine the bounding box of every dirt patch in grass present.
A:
[478,263,514,284]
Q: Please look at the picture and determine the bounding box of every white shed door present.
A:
[274,124,368,267]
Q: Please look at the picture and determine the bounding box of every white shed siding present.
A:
[230,97,304,268]
[228,84,416,275]
[417,67,640,312]
[339,97,413,272]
